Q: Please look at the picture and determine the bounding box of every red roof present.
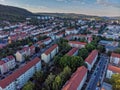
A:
[66,48,78,56]
[0,57,41,89]
[108,64,120,73]
[37,41,43,45]
[6,55,15,61]
[62,66,87,90]
[44,44,58,55]
[69,41,87,45]
[111,53,120,58]
[30,45,35,50]
[0,60,5,65]
[44,38,51,42]
[85,50,98,65]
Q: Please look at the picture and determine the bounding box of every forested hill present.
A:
[0,4,33,21]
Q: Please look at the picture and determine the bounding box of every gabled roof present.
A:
[44,38,51,42]
[62,66,87,90]
[0,57,41,89]
[0,60,5,65]
[6,55,15,61]
[111,53,120,58]
[66,48,78,56]
[30,45,35,50]
[85,50,98,65]
[108,64,120,74]
[69,41,87,45]
[44,44,58,55]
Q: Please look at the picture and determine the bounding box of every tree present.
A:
[97,45,105,53]
[44,73,55,90]
[114,48,120,54]
[34,71,44,83]
[53,55,61,65]
[60,55,83,71]
[78,48,89,59]
[22,81,34,90]
[85,43,96,52]
[110,74,120,90]
[52,75,62,90]
[57,38,71,53]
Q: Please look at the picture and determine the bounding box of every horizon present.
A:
[0,0,120,17]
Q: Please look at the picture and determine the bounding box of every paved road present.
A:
[86,54,109,90]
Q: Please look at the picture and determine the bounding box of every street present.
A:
[86,54,109,90]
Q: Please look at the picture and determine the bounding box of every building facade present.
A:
[0,57,41,90]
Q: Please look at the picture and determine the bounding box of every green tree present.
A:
[60,55,83,71]
[52,75,62,90]
[85,43,96,52]
[110,74,120,90]
[78,48,89,59]
[114,48,120,54]
[97,45,105,53]
[22,81,34,90]
[44,73,55,90]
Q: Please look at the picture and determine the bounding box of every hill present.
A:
[36,12,103,20]
[0,4,33,22]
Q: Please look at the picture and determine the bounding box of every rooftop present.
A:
[0,57,41,89]
[62,66,87,90]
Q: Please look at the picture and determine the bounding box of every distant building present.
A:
[62,66,87,90]
[0,55,16,74]
[41,44,59,63]
[68,41,87,48]
[0,57,41,90]
[106,64,120,79]
[99,40,119,52]
[29,45,35,56]
[65,28,79,35]
[85,50,98,71]
[43,38,52,45]
[66,48,78,56]
[15,47,30,62]
[110,53,120,66]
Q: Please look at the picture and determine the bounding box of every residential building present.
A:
[110,53,120,66]
[68,41,87,48]
[0,55,16,74]
[30,45,35,56]
[62,66,87,90]
[106,64,120,79]
[41,44,58,63]
[0,61,8,74]
[85,50,98,71]
[43,38,52,45]
[65,28,79,35]
[15,50,25,62]
[66,48,78,56]
[15,46,30,62]
[0,57,41,90]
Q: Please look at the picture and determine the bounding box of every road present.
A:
[86,54,109,90]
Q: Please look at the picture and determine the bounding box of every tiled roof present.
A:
[0,60,5,65]
[6,55,15,61]
[108,64,120,73]
[111,53,120,58]
[69,41,87,45]
[0,57,40,89]
[62,66,87,90]
[85,50,98,65]
[66,48,78,56]
[44,38,51,42]
[44,44,58,55]
[30,45,35,50]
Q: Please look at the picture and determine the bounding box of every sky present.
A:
[0,0,120,16]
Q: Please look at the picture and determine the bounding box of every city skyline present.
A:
[0,0,120,16]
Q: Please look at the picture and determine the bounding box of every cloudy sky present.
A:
[0,0,120,16]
